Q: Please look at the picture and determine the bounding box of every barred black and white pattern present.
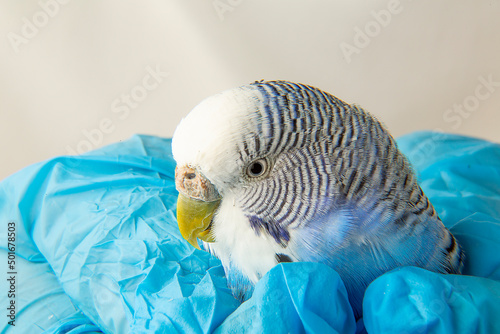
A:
[235,80,464,274]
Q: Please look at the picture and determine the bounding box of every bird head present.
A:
[172,81,353,285]
[173,84,272,247]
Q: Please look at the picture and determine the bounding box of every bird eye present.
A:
[246,158,268,178]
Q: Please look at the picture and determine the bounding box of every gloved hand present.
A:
[364,265,500,334]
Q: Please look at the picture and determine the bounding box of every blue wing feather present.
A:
[290,199,448,318]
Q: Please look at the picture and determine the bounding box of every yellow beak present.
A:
[176,192,220,249]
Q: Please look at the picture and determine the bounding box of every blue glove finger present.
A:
[363,266,500,334]
[215,262,356,334]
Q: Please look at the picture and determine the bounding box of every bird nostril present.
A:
[186,172,196,180]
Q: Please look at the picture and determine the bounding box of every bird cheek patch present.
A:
[247,215,290,247]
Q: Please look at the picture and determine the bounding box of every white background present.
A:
[1,0,499,181]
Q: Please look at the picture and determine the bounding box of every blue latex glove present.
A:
[0,135,240,333]
[1,131,499,333]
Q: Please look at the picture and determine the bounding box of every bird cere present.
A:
[172,80,464,318]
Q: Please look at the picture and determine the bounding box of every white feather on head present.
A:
[172,84,292,285]
[172,86,265,194]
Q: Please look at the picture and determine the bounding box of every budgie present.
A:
[171,80,464,318]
